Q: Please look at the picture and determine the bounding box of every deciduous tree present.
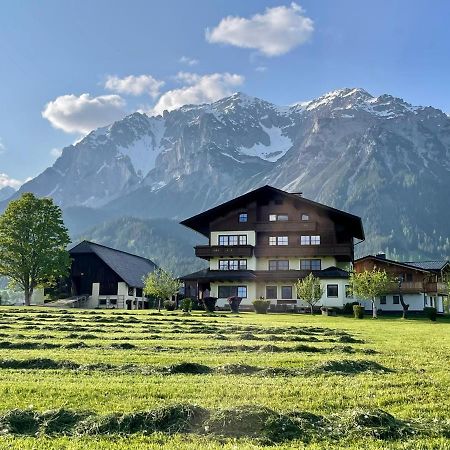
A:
[295,273,324,315]
[0,193,71,305]
[349,269,390,319]
[143,268,181,311]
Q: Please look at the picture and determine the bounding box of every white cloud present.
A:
[42,93,126,134]
[105,74,164,98]
[0,173,22,189]
[152,72,244,115]
[179,56,199,66]
[50,148,62,158]
[206,3,314,57]
[0,138,5,153]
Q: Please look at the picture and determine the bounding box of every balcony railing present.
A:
[424,282,448,294]
[195,245,254,259]
[254,244,352,259]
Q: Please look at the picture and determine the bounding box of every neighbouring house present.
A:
[54,241,158,309]
[180,185,365,311]
[354,254,449,313]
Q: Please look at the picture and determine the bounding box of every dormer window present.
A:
[301,213,309,221]
[239,213,248,223]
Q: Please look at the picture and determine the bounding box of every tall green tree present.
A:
[143,268,181,311]
[295,273,324,315]
[349,269,390,319]
[0,193,71,306]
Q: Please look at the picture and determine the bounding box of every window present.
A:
[380,295,387,304]
[269,236,288,245]
[269,214,288,221]
[281,286,293,299]
[393,295,400,304]
[218,285,247,298]
[327,284,338,297]
[300,235,310,245]
[405,273,413,282]
[128,286,134,296]
[266,286,277,299]
[301,213,309,221]
[269,260,289,271]
[218,235,247,246]
[237,286,247,298]
[345,285,352,298]
[300,259,321,270]
[218,260,247,270]
[310,235,321,245]
[239,213,248,223]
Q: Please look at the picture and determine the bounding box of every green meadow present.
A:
[0,307,448,449]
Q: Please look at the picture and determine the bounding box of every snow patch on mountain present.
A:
[239,125,292,162]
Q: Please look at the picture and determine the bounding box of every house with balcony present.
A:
[354,254,449,313]
[62,241,157,309]
[180,185,365,310]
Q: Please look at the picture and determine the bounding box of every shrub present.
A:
[253,299,270,314]
[202,297,217,313]
[344,302,360,315]
[180,298,192,313]
[227,296,242,313]
[424,307,437,321]
[163,300,176,311]
[353,305,364,319]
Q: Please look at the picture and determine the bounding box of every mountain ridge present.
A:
[4,87,449,263]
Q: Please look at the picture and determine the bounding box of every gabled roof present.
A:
[69,241,157,288]
[355,255,434,273]
[403,260,450,271]
[180,185,365,240]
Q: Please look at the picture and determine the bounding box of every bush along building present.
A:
[354,254,449,314]
[49,241,157,309]
[180,185,365,311]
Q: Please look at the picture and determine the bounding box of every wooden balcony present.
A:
[195,245,254,260]
[387,281,424,294]
[424,282,448,294]
[254,244,352,259]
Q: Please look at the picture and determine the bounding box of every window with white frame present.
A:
[277,236,288,245]
[269,214,277,221]
[301,213,309,221]
[238,213,248,223]
[218,285,247,298]
[266,286,277,299]
[300,235,310,245]
[327,284,338,297]
[269,214,288,221]
[310,235,320,245]
[281,286,293,299]
[269,260,289,270]
[269,236,277,246]
[300,259,321,270]
[218,234,247,246]
[218,260,247,270]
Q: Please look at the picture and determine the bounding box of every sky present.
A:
[1,0,450,187]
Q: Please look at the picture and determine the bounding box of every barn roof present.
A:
[69,241,157,288]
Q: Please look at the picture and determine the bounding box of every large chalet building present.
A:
[354,254,449,313]
[180,185,365,310]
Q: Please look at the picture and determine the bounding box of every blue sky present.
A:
[1,0,449,186]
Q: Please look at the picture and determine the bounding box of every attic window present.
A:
[239,213,248,223]
[301,213,309,221]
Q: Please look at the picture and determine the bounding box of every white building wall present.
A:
[359,293,425,312]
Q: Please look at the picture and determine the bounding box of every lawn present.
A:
[0,307,448,449]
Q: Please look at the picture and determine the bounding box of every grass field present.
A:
[0,307,448,449]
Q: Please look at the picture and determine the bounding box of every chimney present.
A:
[376,252,386,260]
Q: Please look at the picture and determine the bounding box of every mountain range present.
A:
[2,87,449,273]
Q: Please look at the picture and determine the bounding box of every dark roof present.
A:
[180,266,349,282]
[403,260,450,271]
[69,241,157,288]
[180,185,365,240]
[355,255,428,272]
